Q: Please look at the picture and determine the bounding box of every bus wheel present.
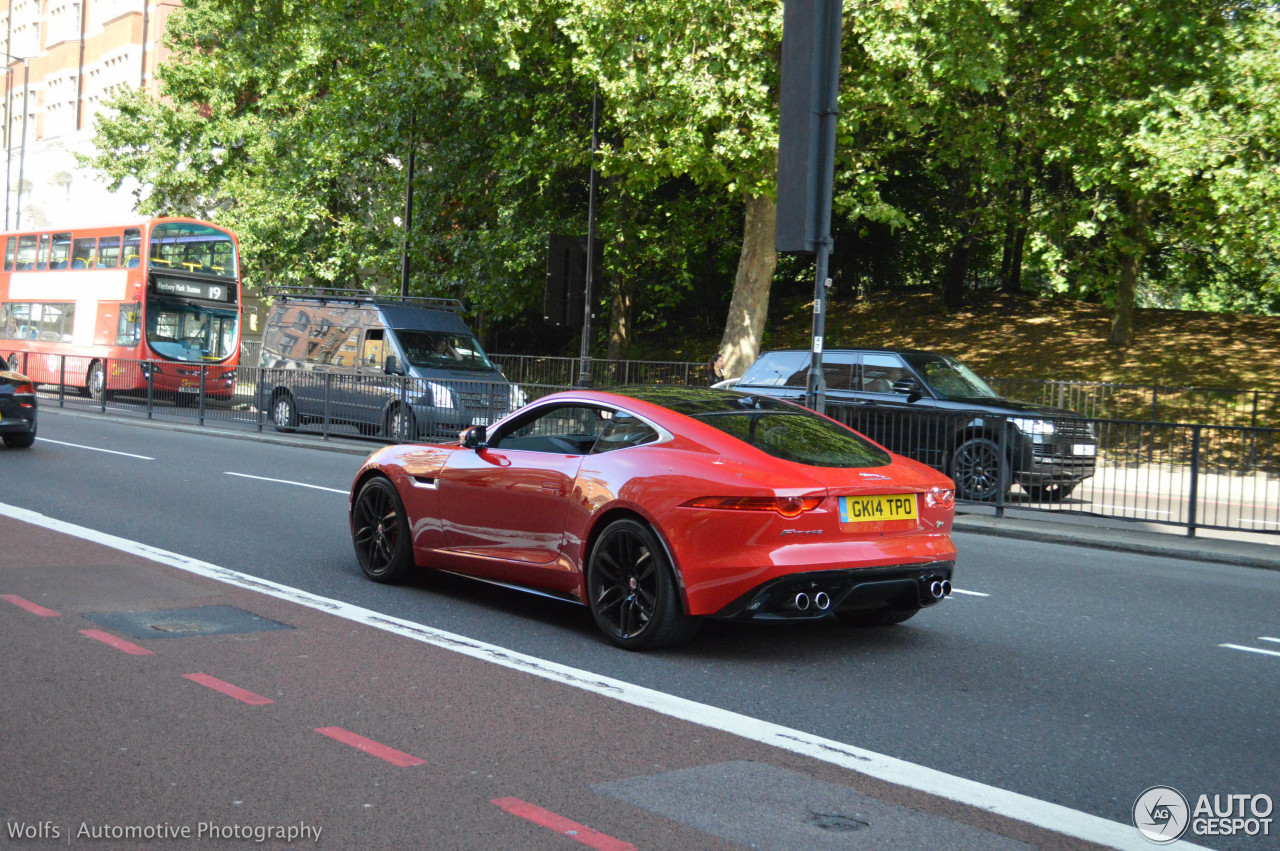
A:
[87,361,107,402]
[5,354,19,373]
[271,392,298,432]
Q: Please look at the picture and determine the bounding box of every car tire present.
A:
[270,392,297,432]
[837,605,920,627]
[3,426,35,449]
[1025,482,1076,502]
[586,518,699,651]
[351,477,415,583]
[87,361,107,402]
[950,437,1007,502]
[385,405,416,442]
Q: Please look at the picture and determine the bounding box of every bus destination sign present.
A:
[152,277,235,303]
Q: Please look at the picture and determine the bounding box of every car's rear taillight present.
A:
[925,486,955,510]
[14,383,34,395]
[683,496,823,517]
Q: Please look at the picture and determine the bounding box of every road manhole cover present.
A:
[84,606,292,639]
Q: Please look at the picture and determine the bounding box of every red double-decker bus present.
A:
[0,217,241,400]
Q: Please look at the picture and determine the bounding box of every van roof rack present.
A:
[263,285,464,313]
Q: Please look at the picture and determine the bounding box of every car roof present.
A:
[524,386,801,418]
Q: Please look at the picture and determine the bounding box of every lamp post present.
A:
[1,52,29,231]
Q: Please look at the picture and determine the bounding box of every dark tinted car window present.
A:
[697,409,890,468]
[900,352,999,400]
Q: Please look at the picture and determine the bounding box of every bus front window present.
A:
[146,296,240,362]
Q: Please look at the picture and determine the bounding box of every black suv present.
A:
[733,349,1097,502]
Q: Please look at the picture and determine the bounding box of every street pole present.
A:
[4,64,11,230]
[575,84,600,388]
[0,55,29,231]
[1,53,28,231]
[803,0,842,417]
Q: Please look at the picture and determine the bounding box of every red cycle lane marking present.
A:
[491,797,637,851]
[314,726,425,767]
[1,595,60,617]
[79,629,154,656]
[183,673,274,706]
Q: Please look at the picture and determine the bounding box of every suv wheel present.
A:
[951,437,1006,502]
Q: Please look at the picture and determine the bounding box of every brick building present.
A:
[2,0,179,231]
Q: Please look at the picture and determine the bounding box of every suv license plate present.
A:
[1073,444,1096,456]
[839,494,918,524]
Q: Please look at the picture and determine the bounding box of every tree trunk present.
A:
[941,232,973,311]
[1107,192,1152,348]
[718,193,777,378]
[607,282,631,360]
[1000,181,1031,295]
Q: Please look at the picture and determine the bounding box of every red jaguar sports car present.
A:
[349,386,957,650]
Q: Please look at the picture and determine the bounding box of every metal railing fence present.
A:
[23,351,1280,540]
[985,378,1280,430]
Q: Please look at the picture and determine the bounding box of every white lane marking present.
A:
[35,438,154,460]
[948,588,989,598]
[1260,637,1280,644]
[1220,643,1280,659]
[0,501,1209,851]
[224,472,348,495]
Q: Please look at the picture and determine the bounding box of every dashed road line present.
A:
[1220,643,1280,659]
[36,438,154,460]
[314,726,426,767]
[79,628,154,656]
[224,472,348,494]
[183,672,275,706]
[1,594,60,617]
[492,797,637,851]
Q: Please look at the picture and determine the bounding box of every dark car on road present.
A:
[733,349,1097,502]
[0,369,37,448]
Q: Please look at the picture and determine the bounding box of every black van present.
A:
[734,348,1098,502]
[257,288,518,440]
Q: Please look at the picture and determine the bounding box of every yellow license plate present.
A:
[839,494,918,523]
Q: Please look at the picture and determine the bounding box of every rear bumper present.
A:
[709,561,955,621]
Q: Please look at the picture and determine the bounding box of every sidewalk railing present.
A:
[24,352,1280,540]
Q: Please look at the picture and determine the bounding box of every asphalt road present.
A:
[4,409,1278,850]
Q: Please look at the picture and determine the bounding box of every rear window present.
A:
[696,408,890,468]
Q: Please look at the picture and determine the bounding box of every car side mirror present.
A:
[384,355,403,376]
[891,377,924,403]
[461,424,487,449]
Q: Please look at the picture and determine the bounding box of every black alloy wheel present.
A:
[351,477,414,583]
[950,437,1006,502]
[586,519,699,650]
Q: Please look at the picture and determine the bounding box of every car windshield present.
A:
[902,353,999,401]
[397,330,497,373]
